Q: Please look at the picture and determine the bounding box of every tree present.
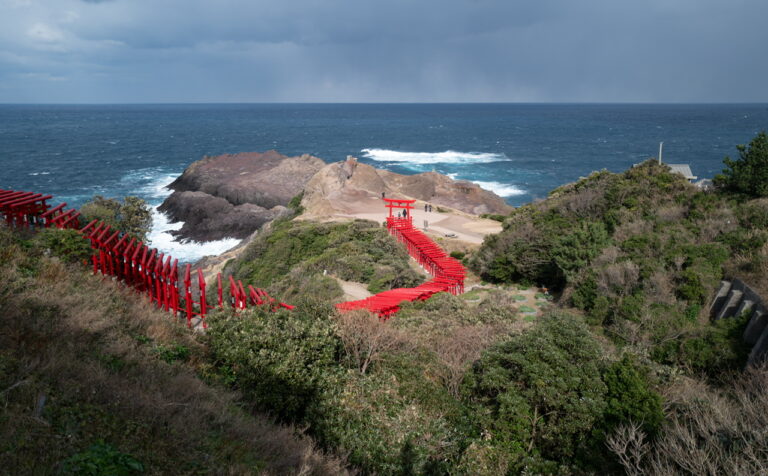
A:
[714,131,768,197]
[80,195,152,241]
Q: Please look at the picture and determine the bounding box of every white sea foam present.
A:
[361,148,508,165]
[147,207,241,263]
[124,171,241,263]
[471,181,526,197]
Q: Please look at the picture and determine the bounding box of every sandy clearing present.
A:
[322,195,502,245]
[335,277,373,301]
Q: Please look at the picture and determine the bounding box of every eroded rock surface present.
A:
[302,157,513,217]
[160,151,324,241]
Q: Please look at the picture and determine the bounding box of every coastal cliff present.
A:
[159,151,325,241]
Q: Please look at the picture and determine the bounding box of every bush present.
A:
[80,195,152,241]
[33,228,92,264]
[205,299,343,422]
[465,311,607,469]
[652,311,751,375]
[232,219,422,296]
[61,441,144,475]
[601,355,664,437]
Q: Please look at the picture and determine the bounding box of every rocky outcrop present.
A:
[302,156,513,217]
[159,191,290,242]
[160,151,325,241]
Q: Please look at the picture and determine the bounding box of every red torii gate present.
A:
[336,197,466,317]
[383,198,415,221]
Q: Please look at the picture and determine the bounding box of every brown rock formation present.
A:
[302,156,513,217]
[160,151,325,241]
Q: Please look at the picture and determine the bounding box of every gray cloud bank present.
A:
[1,0,766,103]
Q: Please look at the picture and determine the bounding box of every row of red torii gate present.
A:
[0,190,465,324]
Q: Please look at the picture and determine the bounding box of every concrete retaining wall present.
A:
[710,279,768,365]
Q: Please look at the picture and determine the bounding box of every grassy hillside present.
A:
[0,226,346,475]
[471,160,765,375]
[229,218,424,300]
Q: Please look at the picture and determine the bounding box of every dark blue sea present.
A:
[1,103,766,260]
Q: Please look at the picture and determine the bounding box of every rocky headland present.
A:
[160,152,512,242]
[300,156,512,218]
[159,151,325,241]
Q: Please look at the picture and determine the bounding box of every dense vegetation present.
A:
[471,159,763,376]
[80,195,153,241]
[206,295,667,474]
[229,218,424,300]
[714,131,768,197]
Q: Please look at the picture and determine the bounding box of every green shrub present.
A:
[552,221,611,282]
[233,219,422,295]
[287,191,305,214]
[205,299,342,422]
[465,311,607,469]
[80,195,152,241]
[33,228,92,264]
[652,311,751,375]
[714,131,768,197]
[61,441,144,475]
[450,250,466,260]
[153,344,190,363]
[480,213,506,222]
[600,355,663,437]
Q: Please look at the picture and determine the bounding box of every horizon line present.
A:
[1,101,767,106]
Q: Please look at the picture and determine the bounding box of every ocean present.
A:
[1,103,766,261]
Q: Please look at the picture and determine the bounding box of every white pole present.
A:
[658,142,663,165]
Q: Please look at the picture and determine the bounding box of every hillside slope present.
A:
[0,226,347,475]
[471,160,765,373]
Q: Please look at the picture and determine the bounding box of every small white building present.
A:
[667,164,697,182]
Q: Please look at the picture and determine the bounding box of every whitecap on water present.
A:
[471,181,526,197]
[443,173,525,197]
[115,169,241,263]
[360,148,508,165]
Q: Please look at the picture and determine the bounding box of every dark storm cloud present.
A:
[1,0,766,102]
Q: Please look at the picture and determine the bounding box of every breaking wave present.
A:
[446,173,525,197]
[129,171,241,263]
[360,148,509,165]
[471,181,526,197]
[147,208,241,264]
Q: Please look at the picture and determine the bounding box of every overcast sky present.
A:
[1,0,766,103]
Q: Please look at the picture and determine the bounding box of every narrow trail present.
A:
[2,190,465,320]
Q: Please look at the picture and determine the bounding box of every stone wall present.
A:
[710,279,768,364]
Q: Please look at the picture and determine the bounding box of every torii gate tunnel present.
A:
[336,197,466,317]
[0,188,293,329]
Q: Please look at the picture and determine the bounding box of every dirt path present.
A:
[305,195,502,245]
[335,277,373,301]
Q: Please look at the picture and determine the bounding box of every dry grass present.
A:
[0,229,349,475]
[608,366,768,476]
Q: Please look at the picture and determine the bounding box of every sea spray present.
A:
[446,173,525,197]
[147,208,241,263]
[135,171,241,263]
